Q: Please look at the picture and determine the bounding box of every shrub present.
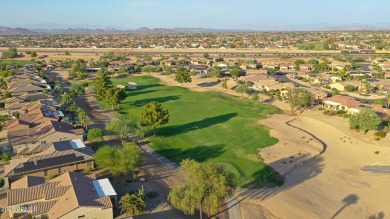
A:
[374,130,387,138]
[251,94,259,101]
[87,128,104,142]
[0,178,4,188]
[344,84,355,92]
[375,137,381,141]
[1,152,11,162]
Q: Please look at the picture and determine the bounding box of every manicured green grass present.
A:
[296,42,325,50]
[112,75,283,187]
[0,59,30,66]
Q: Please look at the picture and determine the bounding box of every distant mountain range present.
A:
[1,25,390,35]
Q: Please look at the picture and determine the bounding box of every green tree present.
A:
[114,87,127,109]
[64,51,71,56]
[221,78,228,89]
[344,84,355,92]
[287,88,314,113]
[30,51,37,57]
[119,193,146,217]
[1,152,11,162]
[140,101,170,135]
[1,47,18,58]
[61,93,73,104]
[77,108,91,129]
[235,84,249,97]
[175,69,192,86]
[94,142,142,177]
[106,117,142,139]
[70,83,86,95]
[87,128,104,143]
[164,66,173,74]
[230,68,240,78]
[203,52,209,59]
[349,108,381,133]
[94,70,112,100]
[307,59,319,65]
[38,70,45,78]
[209,66,221,77]
[294,59,305,67]
[118,66,127,73]
[168,159,235,219]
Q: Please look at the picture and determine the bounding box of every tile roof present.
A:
[11,176,45,190]
[322,96,362,108]
[5,148,93,177]
[7,172,113,218]
[7,120,83,146]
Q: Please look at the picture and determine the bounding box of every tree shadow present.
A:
[198,81,220,87]
[124,95,181,107]
[158,113,237,136]
[331,194,359,219]
[369,212,385,219]
[135,84,162,91]
[155,144,226,164]
[235,156,324,202]
[215,156,324,217]
[126,89,157,97]
[136,208,201,219]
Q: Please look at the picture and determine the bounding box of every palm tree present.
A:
[77,109,91,129]
[61,93,73,104]
[119,193,146,217]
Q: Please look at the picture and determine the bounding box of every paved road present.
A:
[227,197,241,219]
[277,72,310,88]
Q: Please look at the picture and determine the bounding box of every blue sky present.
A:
[0,0,389,29]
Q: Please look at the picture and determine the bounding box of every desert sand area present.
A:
[238,114,390,219]
[144,73,390,219]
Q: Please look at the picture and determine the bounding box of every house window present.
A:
[58,167,62,173]
[41,141,46,145]
[44,170,48,176]
[78,215,85,218]
[87,161,93,167]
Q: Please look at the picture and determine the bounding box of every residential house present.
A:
[215,62,229,68]
[264,81,295,92]
[239,63,257,70]
[371,104,390,121]
[246,69,268,75]
[329,81,361,92]
[5,172,115,219]
[5,93,53,107]
[306,88,328,102]
[240,75,276,90]
[279,87,326,101]
[321,96,363,114]
[367,79,390,93]
[330,62,349,71]
[4,101,43,117]
[4,139,94,185]
[7,119,84,153]
[279,64,289,72]
[300,64,313,71]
